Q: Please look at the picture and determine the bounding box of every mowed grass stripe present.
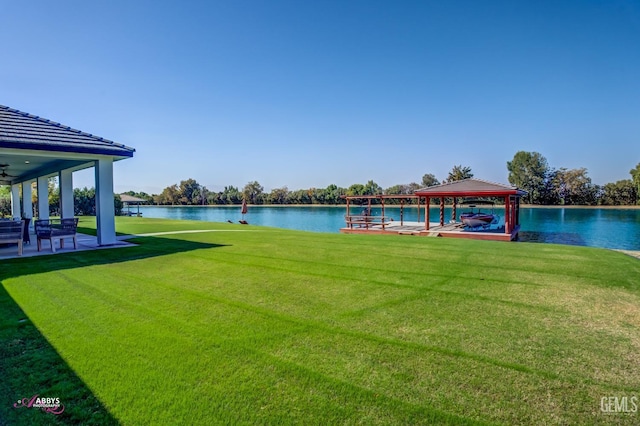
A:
[13,249,634,390]
[187,228,639,295]
[33,231,640,388]
[3,266,586,424]
[6,265,488,424]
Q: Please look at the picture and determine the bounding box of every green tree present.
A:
[74,187,96,215]
[382,183,420,204]
[323,184,346,204]
[384,183,420,195]
[308,187,326,204]
[289,189,311,204]
[0,185,11,217]
[552,168,598,205]
[48,177,60,216]
[214,186,242,205]
[539,168,561,205]
[601,180,637,205]
[178,178,203,205]
[114,194,123,215]
[631,163,640,204]
[268,187,290,204]
[155,184,179,205]
[507,151,549,204]
[363,180,382,195]
[243,181,264,204]
[421,173,440,187]
[447,165,473,182]
[347,183,366,196]
[71,187,121,215]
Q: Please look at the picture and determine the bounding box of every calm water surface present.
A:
[137,205,640,250]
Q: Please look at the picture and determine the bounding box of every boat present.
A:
[459,200,499,229]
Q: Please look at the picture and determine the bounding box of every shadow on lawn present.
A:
[0,282,120,425]
[4,236,228,279]
[0,236,226,425]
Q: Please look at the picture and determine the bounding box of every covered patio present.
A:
[0,105,135,249]
[0,230,136,260]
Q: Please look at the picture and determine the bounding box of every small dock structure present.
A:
[120,194,147,216]
[340,178,527,242]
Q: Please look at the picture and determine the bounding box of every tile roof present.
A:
[0,105,135,157]
[415,178,527,195]
[119,194,147,203]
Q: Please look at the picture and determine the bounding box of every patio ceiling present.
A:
[0,151,96,185]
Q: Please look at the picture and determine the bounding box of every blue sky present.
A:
[2,0,639,194]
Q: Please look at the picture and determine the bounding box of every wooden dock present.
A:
[341,181,527,243]
[340,221,520,242]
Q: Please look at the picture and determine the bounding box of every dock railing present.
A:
[344,215,391,230]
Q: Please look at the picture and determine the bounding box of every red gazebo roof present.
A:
[414,178,527,197]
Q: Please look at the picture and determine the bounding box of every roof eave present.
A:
[0,141,135,158]
[414,190,526,197]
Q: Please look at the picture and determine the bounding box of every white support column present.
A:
[11,184,21,218]
[22,181,33,219]
[59,169,74,219]
[37,176,50,219]
[95,158,116,245]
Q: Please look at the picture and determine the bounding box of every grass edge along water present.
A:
[136,205,640,251]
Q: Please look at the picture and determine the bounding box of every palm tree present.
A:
[447,165,473,182]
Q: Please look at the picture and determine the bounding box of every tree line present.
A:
[146,158,639,206]
[144,165,471,206]
[0,155,638,217]
[507,151,639,206]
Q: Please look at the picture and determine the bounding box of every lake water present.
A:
[135,205,640,250]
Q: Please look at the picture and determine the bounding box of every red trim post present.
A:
[439,197,445,226]
[451,197,457,222]
[346,198,351,229]
[425,197,430,230]
[504,196,510,234]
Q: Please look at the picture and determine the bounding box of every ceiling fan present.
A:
[0,164,17,179]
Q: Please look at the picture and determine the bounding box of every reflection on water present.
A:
[518,231,587,246]
[518,208,640,250]
[138,206,640,250]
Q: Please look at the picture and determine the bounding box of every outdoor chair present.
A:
[34,218,79,253]
[22,217,31,244]
[0,220,25,256]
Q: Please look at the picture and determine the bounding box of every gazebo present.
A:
[340,178,527,242]
[414,178,527,240]
[120,194,147,216]
[0,105,135,245]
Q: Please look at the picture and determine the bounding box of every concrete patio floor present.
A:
[0,229,136,260]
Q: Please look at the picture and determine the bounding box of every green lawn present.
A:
[1,217,639,425]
